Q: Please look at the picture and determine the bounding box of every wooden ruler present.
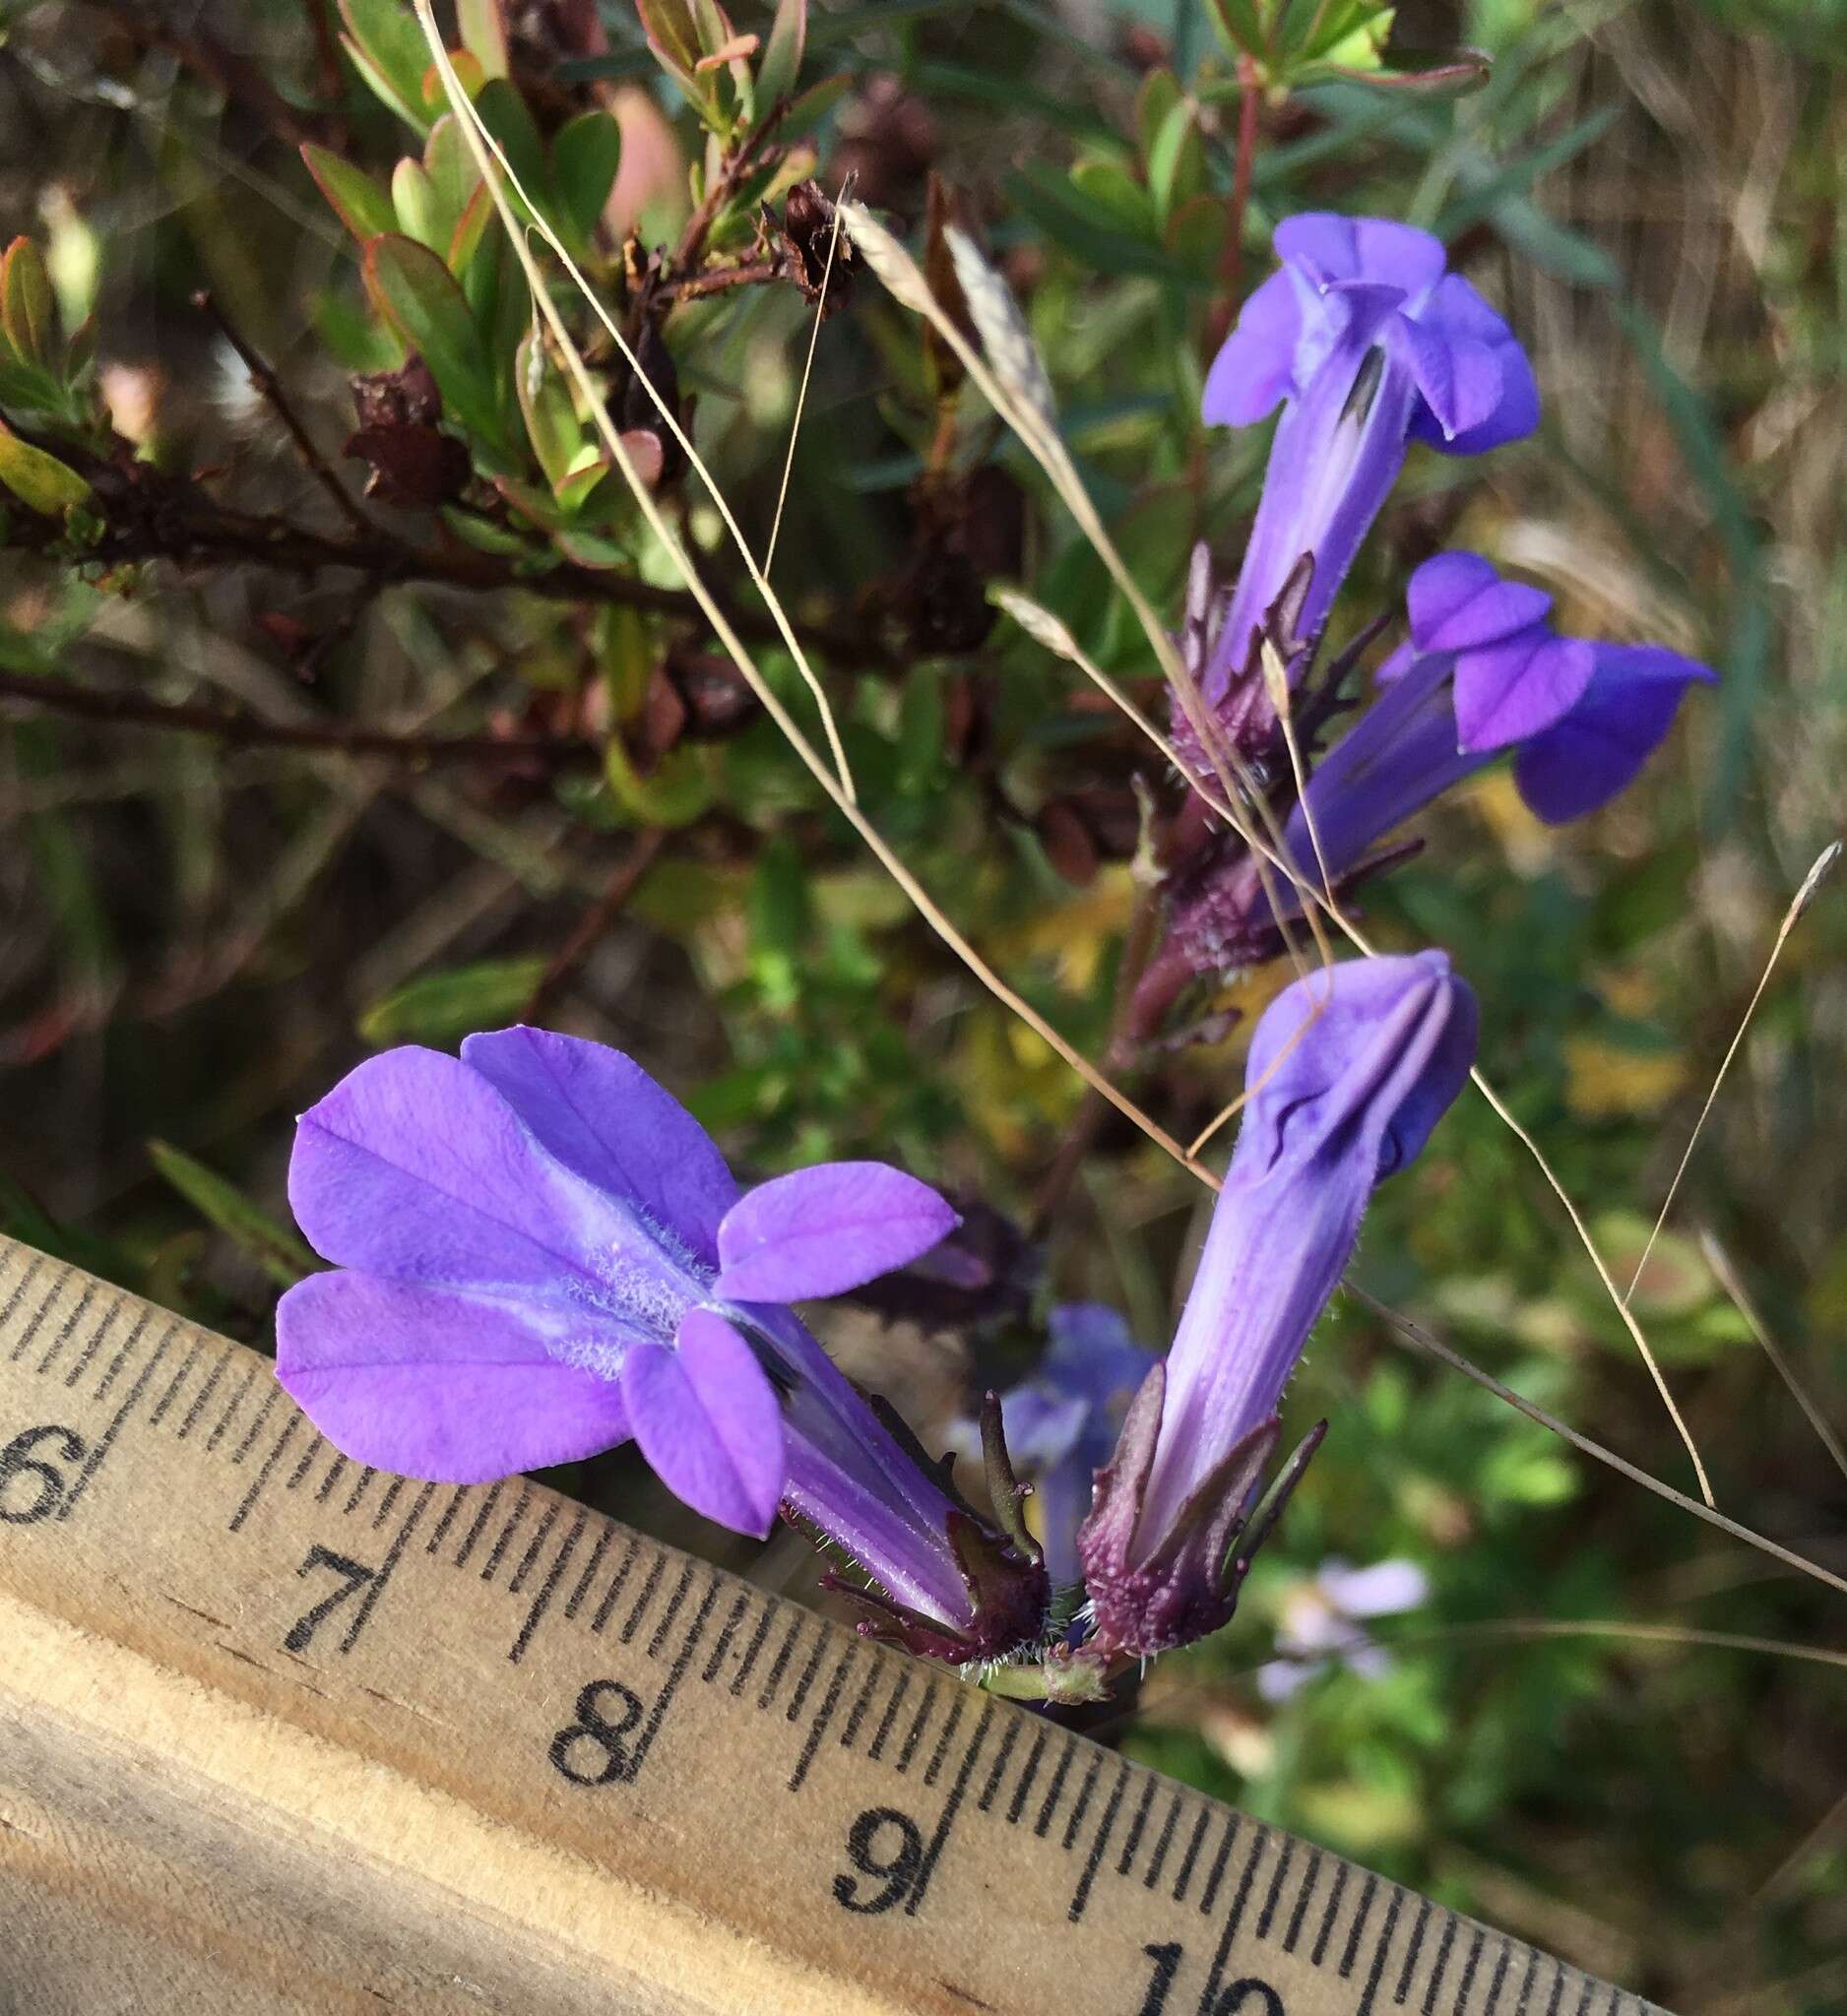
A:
[0,1235,1665,2015]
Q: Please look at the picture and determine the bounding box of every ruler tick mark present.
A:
[1284,1845,1323,1951]
[1314,1864,1352,1967]
[339,1482,435,1652]
[976,1715,1020,1811]
[36,1280,98,1378]
[1199,1826,1271,2016]
[1059,1753,1103,1852]
[479,1482,533,1583]
[1451,1926,1487,2016]
[903,1699,994,1920]
[176,1351,231,1441]
[0,1249,51,1355]
[1481,1939,1513,2016]
[230,1386,282,1465]
[590,1532,643,1633]
[62,1299,125,1388]
[453,1481,506,1569]
[1198,1810,1242,1916]
[923,1692,965,1789]
[866,1666,912,1761]
[205,1362,261,1451]
[1511,1949,1539,2016]
[59,1327,175,1519]
[644,1561,694,1658]
[730,1600,780,1696]
[1142,1790,1181,1890]
[1571,1978,1595,2016]
[1172,1804,1212,1903]
[785,1627,829,1720]
[313,1454,350,1506]
[619,1550,668,1645]
[1330,1862,1378,1976]
[1006,1725,1049,1827]
[510,1508,586,1664]
[1422,1913,1459,2016]
[507,1501,559,1597]
[1069,1760,1131,1920]
[700,1586,751,1683]
[1543,1962,1567,2016]
[757,1612,808,1710]
[148,1339,203,1428]
[369,1477,405,1532]
[1357,1885,1402,2016]
[894,1678,939,1774]
[1115,1774,1158,1880]
[1033,1735,1077,1839]
[625,1573,720,1777]
[562,1521,613,1620]
[789,1643,856,1791]
[1397,1897,1433,2004]
[1256,1832,1295,1940]
[284,1433,325,1493]
[839,1653,883,1751]
[421,1485,466,1553]
[339,1464,379,1517]
[229,1413,303,1532]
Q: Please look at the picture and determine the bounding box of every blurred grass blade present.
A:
[148,1141,315,1289]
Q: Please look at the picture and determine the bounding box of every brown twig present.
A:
[525,827,669,1023]
[1204,54,1262,360]
[0,667,601,770]
[654,260,782,302]
[193,290,373,536]
[668,100,793,283]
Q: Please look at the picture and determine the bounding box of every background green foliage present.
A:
[1,1,1843,2005]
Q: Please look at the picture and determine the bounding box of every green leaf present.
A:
[357,957,548,1046]
[635,0,708,99]
[391,157,443,252]
[0,417,89,515]
[300,143,397,242]
[422,113,484,247]
[147,1140,315,1290]
[457,0,509,77]
[363,232,505,452]
[1069,158,1157,237]
[550,109,622,245]
[605,731,714,826]
[0,354,71,414]
[472,77,548,213]
[1204,0,1266,61]
[758,0,806,104]
[1145,101,1204,221]
[1,236,55,367]
[338,0,434,132]
[1135,69,1182,166]
[515,328,584,496]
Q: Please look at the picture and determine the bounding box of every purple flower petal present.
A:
[1408,553,1552,654]
[713,1163,960,1302]
[1514,643,1715,823]
[1390,315,1503,444]
[1405,275,1539,455]
[621,1312,784,1536]
[1203,268,1303,425]
[1276,213,1444,295]
[461,1027,737,1264]
[1453,632,1595,752]
[1317,1557,1430,1618]
[288,1046,632,1291]
[276,1270,632,1482]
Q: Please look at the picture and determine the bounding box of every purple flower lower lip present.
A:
[275,1026,960,1542]
[1078,953,1477,1658]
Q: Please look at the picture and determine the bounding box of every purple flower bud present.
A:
[1078,954,1477,1658]
[1199,216,1537,740]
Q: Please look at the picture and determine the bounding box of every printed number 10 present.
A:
[1135,1944,1285,2016]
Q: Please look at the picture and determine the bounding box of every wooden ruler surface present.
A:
[0,1236,1666,2015]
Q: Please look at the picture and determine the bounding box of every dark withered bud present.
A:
[617,323,684,483]
[840,1197,1039,1333]
[776,181,854,316]
[344,354,470,507]
[665,653,758,738]
[1037,798,1098,888]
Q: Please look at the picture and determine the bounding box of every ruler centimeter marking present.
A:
[0,1239,1670,2016]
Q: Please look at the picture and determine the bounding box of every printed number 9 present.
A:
[833,1806,924,1916]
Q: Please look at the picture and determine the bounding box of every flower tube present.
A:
[1078,953,1477,1658]
[1198,215,1538,744]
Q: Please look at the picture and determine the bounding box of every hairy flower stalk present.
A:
[276,1027,1047,1658]
[1078,953,1477,1659]
[1195,215,1538,751]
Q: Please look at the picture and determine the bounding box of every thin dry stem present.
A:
[764,180,850,578]
[1624,841,1841,1304]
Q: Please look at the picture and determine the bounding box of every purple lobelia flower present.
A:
[960,1304,1156,1592]
[1197,216,1537,745]
[1144,553,1716,1002]
[275,1028,1046,1657]
[1078,953,1476,1659]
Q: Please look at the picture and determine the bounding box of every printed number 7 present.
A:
[284,1544,376,1652]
